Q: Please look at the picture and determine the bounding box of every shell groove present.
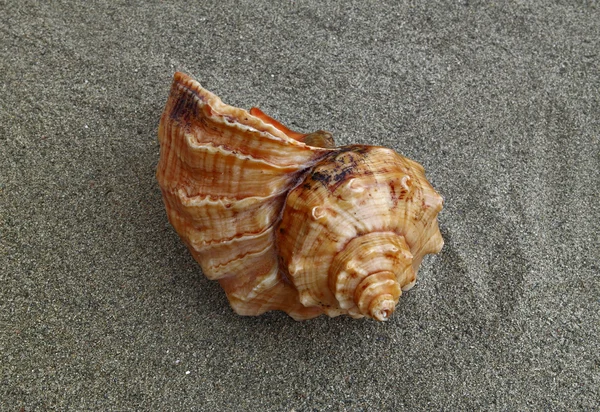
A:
[157,72,444,321]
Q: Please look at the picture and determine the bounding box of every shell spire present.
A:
[157,72,444,321]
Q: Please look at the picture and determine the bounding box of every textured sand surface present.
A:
[1,1,599,410]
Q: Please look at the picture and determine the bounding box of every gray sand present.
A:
[1,1,599,410]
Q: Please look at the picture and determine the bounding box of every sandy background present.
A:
[1,1,599,410]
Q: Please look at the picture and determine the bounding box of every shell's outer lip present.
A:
[164,88,329,169]
[171,72,336,152]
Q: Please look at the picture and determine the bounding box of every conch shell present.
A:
[157,72,444,321]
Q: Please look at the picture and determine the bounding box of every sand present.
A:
[1,1,598,410]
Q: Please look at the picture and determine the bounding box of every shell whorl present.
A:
[276,146,444,320]
[157,72,444,321]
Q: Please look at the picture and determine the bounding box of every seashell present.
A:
[157,72,444,321]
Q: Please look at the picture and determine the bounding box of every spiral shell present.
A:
[157,72,444,321]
